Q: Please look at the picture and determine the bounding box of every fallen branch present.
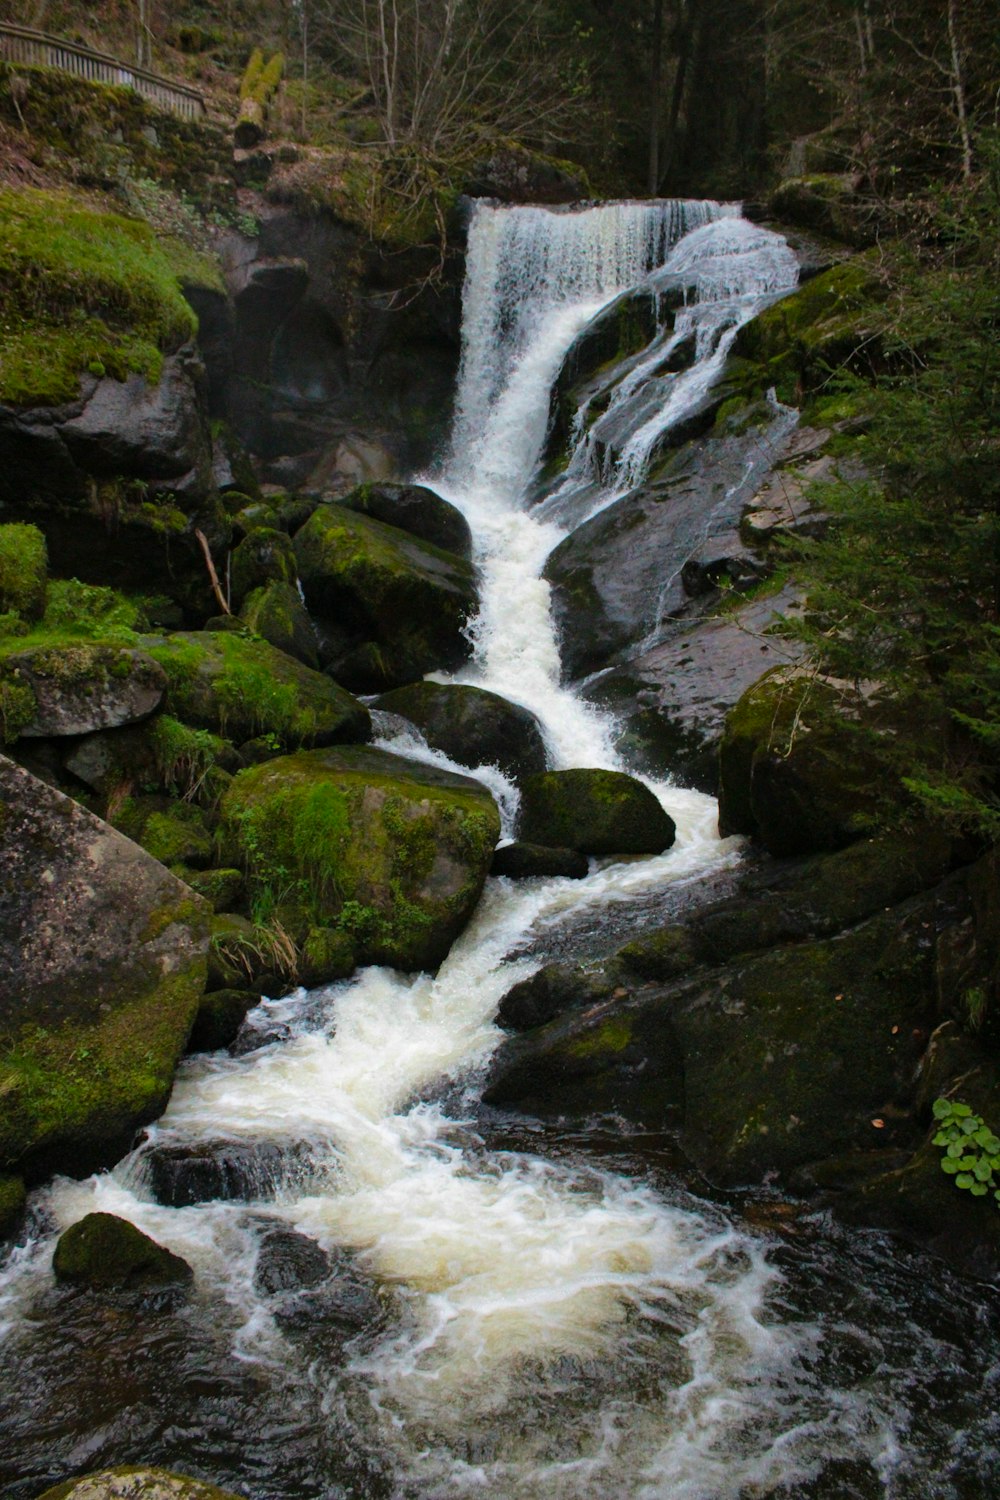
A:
[195,529,231,615]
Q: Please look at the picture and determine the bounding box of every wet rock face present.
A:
[0,754,210,1182]
[252,1225,384,1340]
[490,842,588,881]
[52,1212,193,1293]
[36,1467,247,1500]
[516,769,675,857]
[293,505,478,693]
[144,1140,310,1208]
[375,681,548,783]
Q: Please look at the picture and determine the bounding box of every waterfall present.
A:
[3,201,971,1500]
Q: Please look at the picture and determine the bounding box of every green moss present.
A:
[568,1018,634,1059]
[0,1175,26,1240]
[0,679,36,744]
[52,1211,192,1289]
[0,523,46,620]
[0,185,209,406]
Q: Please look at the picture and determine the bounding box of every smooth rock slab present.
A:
[0,755,210,1181]
[37,1468,246,1500]
[2,644,166,738]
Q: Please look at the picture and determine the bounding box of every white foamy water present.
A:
[2,201,888,1500]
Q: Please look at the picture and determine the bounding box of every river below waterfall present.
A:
[2,200,999,1500]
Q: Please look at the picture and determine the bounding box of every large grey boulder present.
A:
[2,644,166,739]
[60,354,210,484]
[0,755,210,1182]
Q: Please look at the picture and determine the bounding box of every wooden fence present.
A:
[0,23,205,120]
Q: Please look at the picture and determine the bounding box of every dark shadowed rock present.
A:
[375,681,547,782]
[517,769,675,856]
[0,755,209,1182]
[240,581,320,668]
[188,989,257,1053]
[59,353,211,483]
[490,842,589,880]
[497,962,622,1030]
[229,527,297,609]
[144,1140,308,1207]
[53,1212,193,1291]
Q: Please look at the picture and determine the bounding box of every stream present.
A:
[2,199,999,1500]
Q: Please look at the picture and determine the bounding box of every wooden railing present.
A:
[0,23,205,120]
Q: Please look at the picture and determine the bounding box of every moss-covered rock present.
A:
[52,1211,193,1291]
[179,867,245,912]
[229,527,297,609]
[339,482,473,559]
[517,769,675,856]
[219,745,500,972]
[113,795,215,870]
[718,669,894,855]
[293,505,478,692]
[0,522,47,621]
[239,580,319,668]
[38,1470,245,1500]
[375,681,547,782]
[143,631,370,748]
[0,1174,26,1240]
[0,643,166,740]
[0,754,210,1182]
[187,988,257,1054]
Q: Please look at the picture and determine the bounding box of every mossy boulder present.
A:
[718,669,891,855]
[0,643,166,739]
[517,769,675,856]
[113,795,214,869]
[769,174,879,248]
[229,527,297,609]
[293,505,478,692]
[52,1211,193,1291]
[180,867,245,912]
[143,631,370,748]
[240,580,319,668]
[0,521,47,621]
[374,681,547,782]
[0,754,210,1182]
[37,1467,245,1500]
[219,745,500,972]
[339,482,473,559]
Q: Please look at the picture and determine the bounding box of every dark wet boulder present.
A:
[497,962,622,1031]
[144,1140,307,1207]
[36,1466,246,1500]
[293,505,478,692]
[143,631,370,749]
[240,580,320,668]
[253,1224,385,1340]
[339,482,473,559]
[1,643,166,740]
[0,755,210,1182]
[490,842,589,881]
[188,989,258,1053]
[517,768,675,857]
[0,1175,26,1240]
[219,744,500,973]
[253,1226,333,1294]
[52,1212,193,1291]
[374,681,547,782]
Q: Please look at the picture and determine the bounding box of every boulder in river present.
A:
[0,754,210,1182]
[517,768,675,856]
[490,842,589,880]
[293,504,478,692]
[219,744,500,972]
[52,1212,193,1292]
[239,580,320,668]
[36,1467,246,1500]
[374,681,548,782]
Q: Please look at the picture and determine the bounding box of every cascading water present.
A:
[3,201,1000,1500]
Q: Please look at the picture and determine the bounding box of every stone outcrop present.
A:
[517,769,675,857]
[3,644,166,739]
[0,755,210,1182]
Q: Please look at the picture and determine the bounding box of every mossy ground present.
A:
[0,184,218,406]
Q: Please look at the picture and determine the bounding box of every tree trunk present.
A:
[648,0,664,195]
[946,0,973,180]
